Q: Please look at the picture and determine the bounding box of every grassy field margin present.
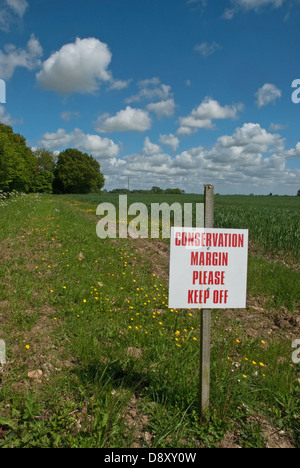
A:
[0,193,299,448]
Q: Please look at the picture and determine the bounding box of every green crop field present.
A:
[0,192,299,448]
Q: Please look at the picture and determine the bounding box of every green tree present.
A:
[151,186,164,194]
[32,148,56,193]
[0,124,36,192]
[32,170,54,194]
[165,188,183,194]
[54,148,105,194]
[34,148,57,173]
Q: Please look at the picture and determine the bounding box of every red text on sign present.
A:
[187,289,210,304]
[192,270,225,286]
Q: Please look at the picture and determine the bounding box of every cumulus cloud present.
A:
[0,34,43,80]
[147,98,176,118]
[126,77,171,103]
[142,137,162,156]
[39,128,120,160]
[255,83,282,107]
[124,77,175,122]
[36,37,116,94]
[216,122,283,151]
[177,97,243,135]
[104,122,300,194]
[284,142,300,159]
[94,106,152,133]
[159,133,180,152]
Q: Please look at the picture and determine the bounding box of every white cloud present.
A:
[142,137,162,156]
[0,0,28,31]
[216,122,283,150]
[6,0,28,16]
[159,133,180,152]
[172,123,296,192]
[126,77,172,103]
[108,78,131,90]
[147,98,176,118]
[223,0,285,18]
[37,37,114,94]
[0,104,20,125]
[194,41,222,58]
[0,34,43,80]
[95,106,152,133]
[104,122,300,194]
[177,98,243,134]
[255,83,282,107]
[284,142,300,159]
[39,128,120,160]
[269,122,287,132]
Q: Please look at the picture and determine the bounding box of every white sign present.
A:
[169,228,248,309]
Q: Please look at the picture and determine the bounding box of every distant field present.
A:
[64,193,300,261]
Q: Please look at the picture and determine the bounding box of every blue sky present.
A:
[0,0,300,194]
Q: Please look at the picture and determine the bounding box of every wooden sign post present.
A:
[200,184,214,415]
[0,339,6,366]
[168,184,248,419]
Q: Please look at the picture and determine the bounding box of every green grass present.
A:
[0,193,299,448]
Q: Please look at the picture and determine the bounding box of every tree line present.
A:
[0,123,105,194]
[109,187,185,195]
